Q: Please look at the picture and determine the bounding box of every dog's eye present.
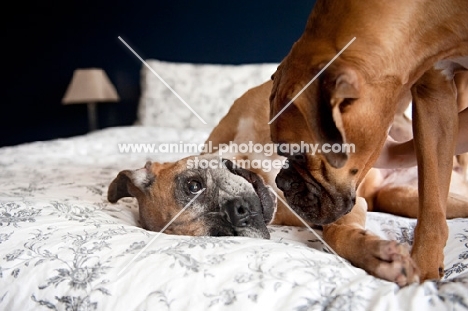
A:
[187,180,202,194]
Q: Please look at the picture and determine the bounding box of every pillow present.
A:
[137,59,278,128]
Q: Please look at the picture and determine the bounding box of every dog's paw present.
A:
[372,240,420,286]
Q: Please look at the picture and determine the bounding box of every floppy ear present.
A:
[107,161,155,203]
[334,71,359,99]
[305,68,359,168]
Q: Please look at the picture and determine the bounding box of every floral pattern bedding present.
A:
[0,126,467,311]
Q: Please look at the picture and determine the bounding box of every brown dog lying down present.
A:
[108,80,468,286]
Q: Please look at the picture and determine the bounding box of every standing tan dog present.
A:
[269,0,468,281]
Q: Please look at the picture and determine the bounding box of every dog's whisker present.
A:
[206,211,225,216]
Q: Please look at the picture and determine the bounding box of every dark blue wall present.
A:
[3,0,315,147]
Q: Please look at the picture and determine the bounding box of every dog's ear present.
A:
[303,67,359,168]
[333,70,360,100]
[108,161,155,203]
[328,68,360,166]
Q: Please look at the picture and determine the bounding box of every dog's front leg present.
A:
[323,198,419,286]
[410,68,458,281]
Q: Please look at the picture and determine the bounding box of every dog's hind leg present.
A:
[323,197,420,286]
[373,185,468,219]
[455,72,468,182]
[456,154,468,182]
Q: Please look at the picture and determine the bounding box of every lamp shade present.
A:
[62,68,120,104]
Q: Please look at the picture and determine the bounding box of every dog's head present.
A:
[269,39,402,225]
[108,155,276,239]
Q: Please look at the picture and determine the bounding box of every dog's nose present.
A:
[224,199,252,227]
[289,153,307,164]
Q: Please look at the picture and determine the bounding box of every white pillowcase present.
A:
[137,59,278,128]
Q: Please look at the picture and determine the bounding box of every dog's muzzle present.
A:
[276,156,355,225]
[208,195,270,239]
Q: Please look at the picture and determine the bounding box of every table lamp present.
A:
[62,68,120,132]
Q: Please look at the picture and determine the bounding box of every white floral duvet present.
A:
[1,126,467,311]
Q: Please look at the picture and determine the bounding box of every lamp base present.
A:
[87,102,98,132]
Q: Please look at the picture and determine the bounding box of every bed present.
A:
[1,59,467,311]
